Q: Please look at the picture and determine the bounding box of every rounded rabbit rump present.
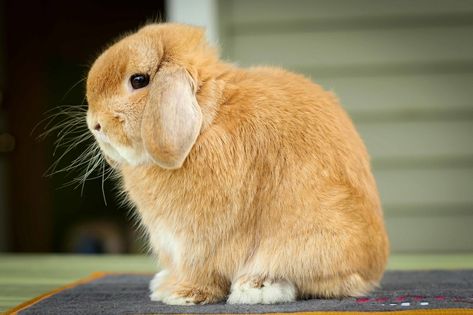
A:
[86,23,389,305]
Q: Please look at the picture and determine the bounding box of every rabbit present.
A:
[85,23,389,305]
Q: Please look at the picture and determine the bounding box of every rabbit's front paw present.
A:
[149,270,173,302]
[149,269,169,292]
[162,283,225,305]
[227,275,296,304]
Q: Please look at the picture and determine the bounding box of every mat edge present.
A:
[5,273,473,315]
[5,271,109,315]
[154,310,473,315]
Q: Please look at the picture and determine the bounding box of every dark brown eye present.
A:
[130,74,149,89]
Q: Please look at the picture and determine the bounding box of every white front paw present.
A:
[227,279,296,304]
[162,294,197,305]
[149,270,170,301]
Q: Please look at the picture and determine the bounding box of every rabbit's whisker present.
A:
[37,105,112,201]
[32,105,86,137]
[46,134,94,176]
[79,145,104,195]
[60,77,87,103]
[101,160,108,206]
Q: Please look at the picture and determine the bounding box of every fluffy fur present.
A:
[86,23,389,305]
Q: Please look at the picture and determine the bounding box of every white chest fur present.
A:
[147,219,182,266]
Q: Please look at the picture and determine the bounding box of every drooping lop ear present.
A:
[141,65,202,169]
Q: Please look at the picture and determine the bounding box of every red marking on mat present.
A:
[435,296,446,301]
[412,296,424,301]
[453,296,473,304]
[395,296,406,302]
[375,297,388,302]
[356,297,370,303]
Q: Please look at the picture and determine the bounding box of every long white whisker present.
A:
[47,147,97,177]
[60,77,87,103]
[39,104,120,206]
[54,132,91,151]
[80,151,99,195]
[46,136,95,176]
[42,115,86,140]
[78,145,104,194]
[101,161,108,206]
[53,132,92,157]
[33,106,87,137]
[104,166,116,182]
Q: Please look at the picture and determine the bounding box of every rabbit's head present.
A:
[86,23,220,169]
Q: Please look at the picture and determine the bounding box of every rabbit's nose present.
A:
[94,123,101,131]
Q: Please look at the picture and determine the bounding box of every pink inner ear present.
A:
[141,66,203,169]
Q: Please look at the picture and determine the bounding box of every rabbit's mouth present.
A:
[94,131,111,144]
[95,139,124,165]
[91,131,124,164]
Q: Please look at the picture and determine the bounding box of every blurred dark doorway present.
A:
[1,0,166,252]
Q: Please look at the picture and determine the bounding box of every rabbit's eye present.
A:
[130,74,149,89]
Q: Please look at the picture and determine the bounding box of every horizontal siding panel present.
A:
[226,0,473,24]
[385,210,473,252]
[316,73,473,115]
[375,167,473,205]
[292,62,473,79]
[357,120,473,160]
[220,0,473,253]
[231,26,473,68]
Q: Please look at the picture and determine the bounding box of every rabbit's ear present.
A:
[141,65,202,169]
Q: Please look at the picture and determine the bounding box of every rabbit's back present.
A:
[203,66,389,287]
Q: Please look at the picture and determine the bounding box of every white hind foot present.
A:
[227,275,296,304]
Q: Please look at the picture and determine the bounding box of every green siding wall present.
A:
[218,0,473,253]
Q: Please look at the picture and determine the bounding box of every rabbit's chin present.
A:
[97,140,151,167]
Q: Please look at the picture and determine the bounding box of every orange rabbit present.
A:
[86,23,389,305]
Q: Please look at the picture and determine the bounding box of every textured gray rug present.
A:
[13,270,473,314]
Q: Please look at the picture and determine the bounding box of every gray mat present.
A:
[17,270,473,314]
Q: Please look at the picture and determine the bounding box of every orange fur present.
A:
[86,23,389,304]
